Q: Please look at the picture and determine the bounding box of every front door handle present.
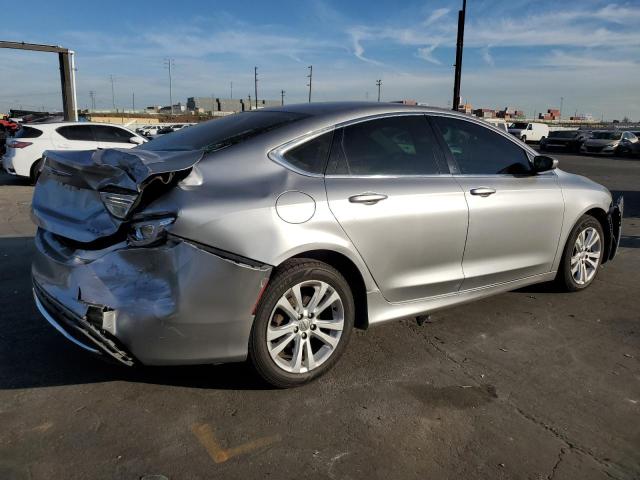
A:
[470,187,496,197]
[348,193,388,205]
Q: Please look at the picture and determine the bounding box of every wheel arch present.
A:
[583,207,612,263]
[283,249,370,330]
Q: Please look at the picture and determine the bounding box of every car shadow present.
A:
[0,171,31,186]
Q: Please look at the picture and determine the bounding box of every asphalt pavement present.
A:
[0,151,638,480]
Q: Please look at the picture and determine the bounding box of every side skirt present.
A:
[366,271,557,326]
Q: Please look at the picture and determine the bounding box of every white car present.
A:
[2,122,146,182]
[508,122,550,143]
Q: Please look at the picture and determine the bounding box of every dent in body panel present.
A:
[32,229,272,365]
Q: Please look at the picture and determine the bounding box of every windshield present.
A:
[549,131,578,138]
[591,131,622,140]
[139,111,309,152]
[510,122,528,129]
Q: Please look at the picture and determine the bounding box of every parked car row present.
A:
[135,123,195,138]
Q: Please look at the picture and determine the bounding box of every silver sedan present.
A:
[31,102,623,387]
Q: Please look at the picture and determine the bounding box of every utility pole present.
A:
[230,81,233,99]
[164,58,175,115]
[248,94,252,111]
[254,67,258,109]
[281,89,285,106]
[89,90,96,110]
[559,96,564,120]
[307,65,313,103]
[109,74,116,110]
[376,79,382,102]
[452,0,467,111]
[132,92,135,112]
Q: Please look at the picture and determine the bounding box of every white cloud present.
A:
[416,45,441,65]
[481,46,494,67]
[424,8,450,26]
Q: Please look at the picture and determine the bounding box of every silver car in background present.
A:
[31,103,623,387]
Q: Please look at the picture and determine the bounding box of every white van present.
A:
[508,122,549,143]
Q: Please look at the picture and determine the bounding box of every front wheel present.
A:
[556,215,604,291]
[249,259,354,388]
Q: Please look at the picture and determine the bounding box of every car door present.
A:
[324,114,468,303]
[53,125,98,150]
[431,114,564,290]
[91,125,137,149]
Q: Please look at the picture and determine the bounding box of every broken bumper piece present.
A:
[32,229,272,366]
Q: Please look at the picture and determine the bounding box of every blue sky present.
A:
[1,0,639,119]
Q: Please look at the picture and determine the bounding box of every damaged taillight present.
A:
[99,191,138,219]
[128,217,175,247]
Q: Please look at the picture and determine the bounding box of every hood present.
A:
[31,148,202,243]
[584,138,618,147]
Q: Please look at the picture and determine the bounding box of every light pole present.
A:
[230,81,233,99]
[281,89,285,106]
[307,65,313,103]
[560,96,564,120]
[254,67,258,109]
[376,79,382,102]
[452,0,467,111]
[164,58,175,115]
[109,74,116,110]
[89,90,96,110]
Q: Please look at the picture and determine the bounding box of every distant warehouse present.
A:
[187,97,281,114]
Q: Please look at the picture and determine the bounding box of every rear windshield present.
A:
[139,111,308,152]
[549,130,578,138]
[14,126,43,138]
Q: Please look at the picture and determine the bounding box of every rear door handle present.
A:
[470,187,496,197]
[348,193,388,205]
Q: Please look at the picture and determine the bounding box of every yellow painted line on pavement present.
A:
[191,423,281,464]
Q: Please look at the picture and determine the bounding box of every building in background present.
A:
[539,108,561,121]
[473,108,495,118]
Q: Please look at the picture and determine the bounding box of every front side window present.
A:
[329,115,443,176]
[92,126,134,143]
[56,125,95,141]
[282,131,333,174]
[433,116,531,175]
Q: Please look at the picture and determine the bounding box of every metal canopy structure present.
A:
[0,41,78,121]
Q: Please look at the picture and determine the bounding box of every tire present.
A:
[556,215,605,292]
[29,158,43,185]
[539,136,546,143]
[249,259,354,388]
[521,135,527,143]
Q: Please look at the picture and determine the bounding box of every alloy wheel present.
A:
[570,227,601,285]
[266,280,344,374]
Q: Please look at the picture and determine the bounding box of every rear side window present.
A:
[433,116,531,175]
[56,125,95,141]
[282,131,333,174]
[92,125,134,143]
[15,126,43,138]
[140,111,309,152]
[328,115,443,176]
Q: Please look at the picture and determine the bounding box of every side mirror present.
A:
[129,136,145,145]
[533,155,558,173]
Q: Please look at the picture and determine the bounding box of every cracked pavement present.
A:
[0,152,638,479]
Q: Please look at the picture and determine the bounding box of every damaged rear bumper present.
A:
[606,194,624,262]
[32,229,272,366]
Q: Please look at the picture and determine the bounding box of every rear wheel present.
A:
[556,215,604,291]
[249,259,354,388]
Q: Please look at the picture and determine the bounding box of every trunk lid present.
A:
[32,148,202,243]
